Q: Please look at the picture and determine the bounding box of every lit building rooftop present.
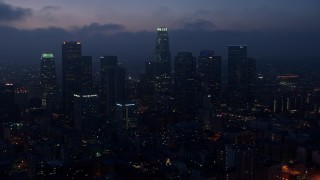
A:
[41,53,54,59]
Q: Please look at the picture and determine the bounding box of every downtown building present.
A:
[0,83,18,125]
[40,53,57,110]
[140,61,156,110]
[154,27,172,114]
[100,56,126,117]
[227,45,256,110]
[138,27,172,128]
[62,41,93,125]
[198,50,222,110]
[40,53,57,96]
[174,52,197,119]
[74,90,101,142]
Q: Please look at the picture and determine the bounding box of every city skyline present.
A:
[0,0,319,71]
[1,21,320,178]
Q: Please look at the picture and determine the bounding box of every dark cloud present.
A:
[153,6,171,17]
[183,19,217,31]
[40,5,61,11]
[0,2,32,22]
[38,5,61,22]
[74,23,125,36]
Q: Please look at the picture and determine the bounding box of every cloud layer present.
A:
[0,2,32,22]
[75,23,125,35]
[183,19,217,31]
[3,0,320,32]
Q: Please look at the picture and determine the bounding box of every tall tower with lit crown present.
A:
[154,27,172,114]
[40,53,57,96]
[155,27,171,75]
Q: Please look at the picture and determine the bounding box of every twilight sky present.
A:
[3,0,320,31]
[0,0,319,72]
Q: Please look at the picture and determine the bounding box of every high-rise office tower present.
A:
[74,91,100,142]
[155,27,171,75]
[62,41,82,113]
[154,27,172,113]
[247,57,256,108]
[100,56,126,116]
[198,50,222,108]
[40,53,57,110]
[0,83,15,107]
[116,103,138,130]
[15,87,28,111]
[62,42,92,114]
[0,83,18,125]
[140,61,156,110]
[174,52,197,116]
[79,56,93,87]
[40,53,57,96]
[227,45,256,110]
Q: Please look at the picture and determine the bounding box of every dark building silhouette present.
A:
[116,103,138,131]
[80,56,93,87]
[15,87,28,111]
[0,83,18,128]
[140,61,156,110]
[246,57,256,109]
[198,50,222,108]
[62,42,92,115]
[74,90,100,142]
[174,52,197,117]
[0,83,15,107]
[227,45,256,110]
[62,41,82,113]
[100,56,126,117]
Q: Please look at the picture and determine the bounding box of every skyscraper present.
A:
[155,27,171,75]
[140,61,156,110]
[74,90,100,142]
[40,53,57,110]
[247,57,256,108]
[116,103,138,130]
[62,41,82,113]
[227,45,256,110]
[40,53,57,96]
[79,56,93,87]
[198,50,222,108]
[154,27,172,113]
[174,52,197,116]
[0,83,18,126]
[0,83,15,107]
[100,56,126,116]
